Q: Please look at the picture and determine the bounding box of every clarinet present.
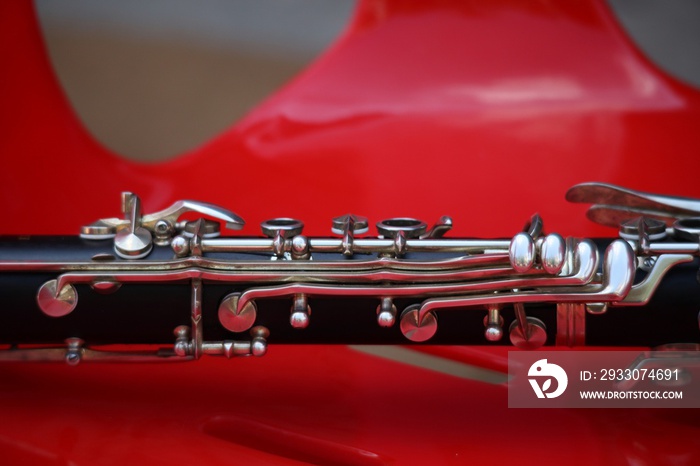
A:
[1,182,699,364]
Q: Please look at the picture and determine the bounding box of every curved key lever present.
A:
[141,199,245,232]
[81,194,245,240]
[566,182,700,227]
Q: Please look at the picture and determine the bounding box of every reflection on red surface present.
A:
[1,348,699,465]
[202,415,386,466]
[1,0,699,464]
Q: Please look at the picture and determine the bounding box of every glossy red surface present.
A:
[1,0,699,464]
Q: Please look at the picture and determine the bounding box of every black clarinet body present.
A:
[1,236,699,351]
[0,236,559,346]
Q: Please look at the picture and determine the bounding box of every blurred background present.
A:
[34,0,700,162]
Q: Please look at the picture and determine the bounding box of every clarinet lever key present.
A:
[81,194,245,244]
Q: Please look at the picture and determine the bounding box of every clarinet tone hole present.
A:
[261,218,304,238]
[376,218,427,239]
[673,217,700,241]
